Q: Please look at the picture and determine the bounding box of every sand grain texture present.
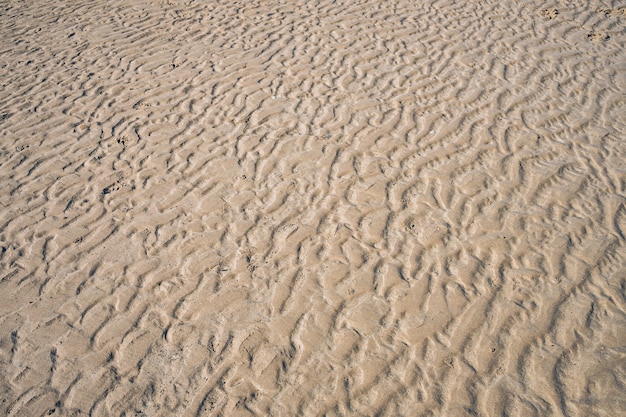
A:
[1,0,625,416]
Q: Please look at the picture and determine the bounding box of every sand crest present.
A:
[1,0,625,415]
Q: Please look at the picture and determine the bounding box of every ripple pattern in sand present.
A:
[1,0,625,416]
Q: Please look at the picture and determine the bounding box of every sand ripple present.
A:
[1,0,625,416]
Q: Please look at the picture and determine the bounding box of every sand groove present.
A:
[1,0,625,416]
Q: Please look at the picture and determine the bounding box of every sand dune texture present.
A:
[1,0,625,415]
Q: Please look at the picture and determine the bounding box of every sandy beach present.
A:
[1,0,625,415]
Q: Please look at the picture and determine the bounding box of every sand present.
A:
[1,0,625,415]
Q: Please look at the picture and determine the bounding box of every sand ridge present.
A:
[1,0,625,416]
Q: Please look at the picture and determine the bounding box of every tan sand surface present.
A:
[1,0,625,415]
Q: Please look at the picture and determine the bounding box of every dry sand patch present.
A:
[1,0,625,416]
